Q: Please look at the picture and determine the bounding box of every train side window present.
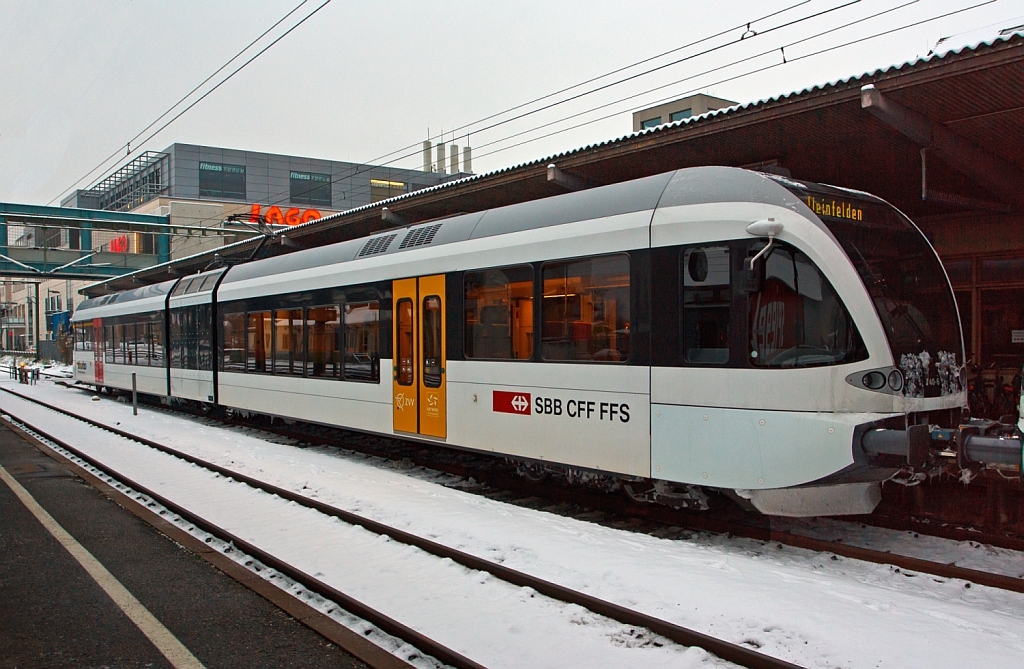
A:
[423,296,442,388]
[125,323,134,364]
[246,311,271,373]
[344,302,379,382]
[307,306,341,378]
[75,325,90,351]
[197,305,213,371]
[104,326,113,363]
[137,322,150,366]
[748,244,867,367]
[273,309,304,375]
[222,312,246,372]
[170,310,189,368]
[113,324,124,364]
[682,246,731,365]
[541,254,630,362]
[152,313,165,366]
[396,298,414,385]
[464,265,534,360]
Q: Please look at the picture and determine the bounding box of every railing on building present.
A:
[80,151,170,212]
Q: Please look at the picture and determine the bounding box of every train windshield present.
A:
[791,186,963,397]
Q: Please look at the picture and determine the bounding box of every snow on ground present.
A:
[0,358,72,378]
[3,396,715,668]
[4,379,1024,668]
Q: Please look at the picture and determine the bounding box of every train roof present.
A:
[219,166,833,287]
[72,278,176,321]
[79,166,871,310]
[219,171,678,286]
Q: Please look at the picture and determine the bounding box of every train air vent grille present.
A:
[357,234,398,257]
[398,223,442,249]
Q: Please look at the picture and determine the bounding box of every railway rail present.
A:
[0,384,803,669]
[183,390,1024,594]
[15,380,1024,595]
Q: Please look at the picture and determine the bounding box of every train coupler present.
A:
[956,426,1024,478]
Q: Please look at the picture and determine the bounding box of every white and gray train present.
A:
[72,167,977,517]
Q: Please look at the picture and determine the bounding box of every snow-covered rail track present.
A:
[37,379,1024,594]
[0,386,801,669]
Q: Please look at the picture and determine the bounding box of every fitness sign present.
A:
[492,390,629,422]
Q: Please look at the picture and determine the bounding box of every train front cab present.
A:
[646,169,966,516]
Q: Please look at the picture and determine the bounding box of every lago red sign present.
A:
[250,204,322,226]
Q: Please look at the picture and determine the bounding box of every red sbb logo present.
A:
[493,390,531,415]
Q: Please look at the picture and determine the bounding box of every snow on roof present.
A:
[931,16,1024,56]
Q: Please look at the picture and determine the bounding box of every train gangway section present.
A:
[3,379,1024,668]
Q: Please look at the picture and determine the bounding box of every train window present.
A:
[199,272,223,292]
[246,312,271,373]
[222,312,246,372]
[464,266,534,360]
[104,326,113,363]
[273,309,304,375]
[396,299,414,385]
[541,254,630,362]
[423,296,442,388]
[748,244,866,368]
[113,324,124,364]
[307,306,341,378]
[682,246,731,365]
[197,304,213,371]
[185,278,203,295]
[152,314,165,366]
[127,323,138,365]
[75,324,93,351]
[344,302,379,382]
[170,310,187,368]
[171,279,191,297]
[137,323,150,366]
[170,312,181,367]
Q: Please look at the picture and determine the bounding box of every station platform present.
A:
[0,421,369,669]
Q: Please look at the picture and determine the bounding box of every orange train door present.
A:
[392,275,447,439]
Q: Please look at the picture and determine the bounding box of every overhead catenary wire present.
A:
[270,0,970,211]
[262,0,875,208]
[465,0,997,166]
[272,0,992,213]
[468,0,924,156]
[60,0,864,216]
[303,0,823,175]
[47,0,328,207]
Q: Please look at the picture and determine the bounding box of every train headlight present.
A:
[888,369,904,392]
[862,371,886,390]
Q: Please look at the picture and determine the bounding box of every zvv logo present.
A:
[493,390,531,415]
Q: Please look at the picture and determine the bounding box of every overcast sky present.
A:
[0,0,1019,207]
